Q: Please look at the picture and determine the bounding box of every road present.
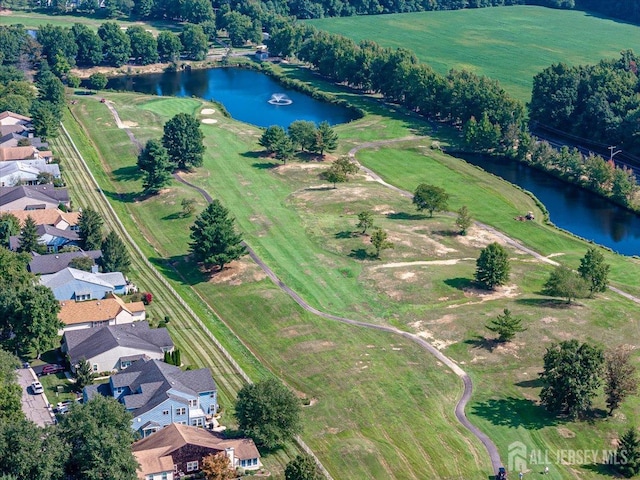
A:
[17,367,55,427]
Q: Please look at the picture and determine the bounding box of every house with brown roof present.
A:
[0,111,32,127]
[10,208,80,231]
[0,146,40,162]
[131,423,261,479]
[57,295,146,334]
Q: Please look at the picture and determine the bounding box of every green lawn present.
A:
[307,5,640,102]
[64,74,640,479]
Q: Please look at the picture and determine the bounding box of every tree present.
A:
[57,395,138,480]
[370,228,394,258]
[201,452,235,480]
[162,113,205,170]
[616,427,640,478]
[100,231,131,273]
[273,136,295,164]
[18,215,44,254]
[578,247,610,295]
[127,26,158,65]
[0,213,20,248]
[604,346,638,415]
[75,357,94,390]
[138,139,172,194]
[37,71,66,112]
[0,94,31,116]
[98,22,132,68]
[285,454,322,480]
[88,72,108,91]
[14,285,62,358]
[259,125,287,154]
[78,207,104,251]
[356,210,374,235]
[539,340,604,419]
[543,265,589,303]
[72,24,103,67]
[66,75,81,88]
[157,31,182,62]
[180,24,209,61]
[612,166,637,205]
[181,0,215,24]
[323,156,358,188]
[181,198,196,217]
[455,205,472,235]
[0,349,23,422]
[288,120,316,152]
[412,183,449,217]
[313,121,338,156]
[68,256,95,272]
[485,308,526,342]
[189,200,247,271]
[30,100,60,140]
[223,11,260,47]
[235,379,302,449]
[475,242,510,290]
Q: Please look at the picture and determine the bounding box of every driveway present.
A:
[17,367,55,427]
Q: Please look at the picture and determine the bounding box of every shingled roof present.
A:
[0,184,69,207]
[58,296,145,326]
[29,250,102,274]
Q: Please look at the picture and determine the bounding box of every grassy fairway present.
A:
[65,83,640,479]
[307,6,640,101]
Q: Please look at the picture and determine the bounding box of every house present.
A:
[9,224,80,253]
[0,184,70,211]
[0,111,32,127]
[131,423,261,479]
[58,294,146,334]
[0,146,39,162]
[0,132,48,149]
[62,321,167,373]
[0,124,28,137]
[39,267,127,300]
[0,159,61,186]
[84,358,218,437]
[11,208,80,232]
[28,250,102,275]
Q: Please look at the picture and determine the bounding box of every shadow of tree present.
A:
[464,335,499,352]
[162,212,183,221]
[581,463,618,478]
[240,150,264,159]
[515,378,544,389]
[432,229,458,237]
[148,255,206,286]
[306,186,334,191]
[335,230,355,239]
[252,162,280,170]
[386,212,428,221]
[103,189,137,203]
[112,165,140,182]
[471,397,559,430]
[349,248,372,260]
[515,298,574,309]
[444,277,474,290]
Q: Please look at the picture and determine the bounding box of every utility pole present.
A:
[609,145,622,162]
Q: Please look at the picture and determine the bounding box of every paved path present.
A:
[17,368,55,427]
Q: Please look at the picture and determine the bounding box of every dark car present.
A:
[39,364,65,376]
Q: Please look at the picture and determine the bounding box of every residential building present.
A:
[62,321,167,373]
[0,146,40,162]
[40,267,127,300]
[132,423,261,479]
[0,159,61,187]
[11,208,80,232]
[0,132,48,149]
[0,111,32,128]
[57,294,146,334]
[28,250,102,275]
[9,224,80,252]
[84,358,218,437]
[0,184,70,211]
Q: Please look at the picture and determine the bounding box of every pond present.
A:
[460,154,640,256]
[106,67,358,128]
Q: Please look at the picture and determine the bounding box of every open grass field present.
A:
[62,76,640,479]
[0,8,179,32]
[307,5,640,102]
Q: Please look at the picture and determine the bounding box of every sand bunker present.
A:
[201,108,216,115]
[201,118,218,124]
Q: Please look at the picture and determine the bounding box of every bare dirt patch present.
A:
[201,108,216,115]
[456,226,510,249]
[557,427,576,439]
[121,121,138,127]
[275,162,327,173]
[373,258,472,269]
[447,284,519,308]
[494,341,524,358]
[201,118,218,124]
[0,8,13,15]
[408,321,456,350]
[207,258,266,285]
[540,316,558,324]
[279,324,316,338]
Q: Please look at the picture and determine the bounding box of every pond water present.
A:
[106,67,357,128]
[460,154,640,256]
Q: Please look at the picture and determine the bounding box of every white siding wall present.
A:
[89,346,165,372]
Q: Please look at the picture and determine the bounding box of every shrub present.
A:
[142,292,153,305]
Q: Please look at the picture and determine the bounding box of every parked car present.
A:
[39,364,65,376]
[31,381,44,395]
[55,401,70,414]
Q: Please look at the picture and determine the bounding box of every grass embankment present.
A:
[65,93,492,479]
[65,78,640,478]
[307,5,640,102]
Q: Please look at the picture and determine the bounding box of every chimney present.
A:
[91,264,99,274]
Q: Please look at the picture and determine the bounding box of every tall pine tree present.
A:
[18,216,44,254]
[100,231,131,273]
[78,207,104,251]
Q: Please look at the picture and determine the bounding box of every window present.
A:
[209,392,215,398]
[173,465,178,473]
[175,407,186,415]
[186,461,198,472]
[191,418,203,427]
[161,473,168,480]
[253,458,258,466]
[162,410,169,415]
[188,399,198,407]
[92,364,98,372]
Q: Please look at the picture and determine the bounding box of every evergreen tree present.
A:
[100,231,131,273]
[138,139,172,194]
[75,357,94,390]
[78,207,104,251]
[475,242,510,290]
[617,427,640,478]
[189,200,247,271]
[485,308,526,342]
[259,125,287,154]
[0,213,20,248]
[313,121,338,156]
[18,216,44,254]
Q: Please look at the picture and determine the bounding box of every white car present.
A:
[31,381,44,395]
